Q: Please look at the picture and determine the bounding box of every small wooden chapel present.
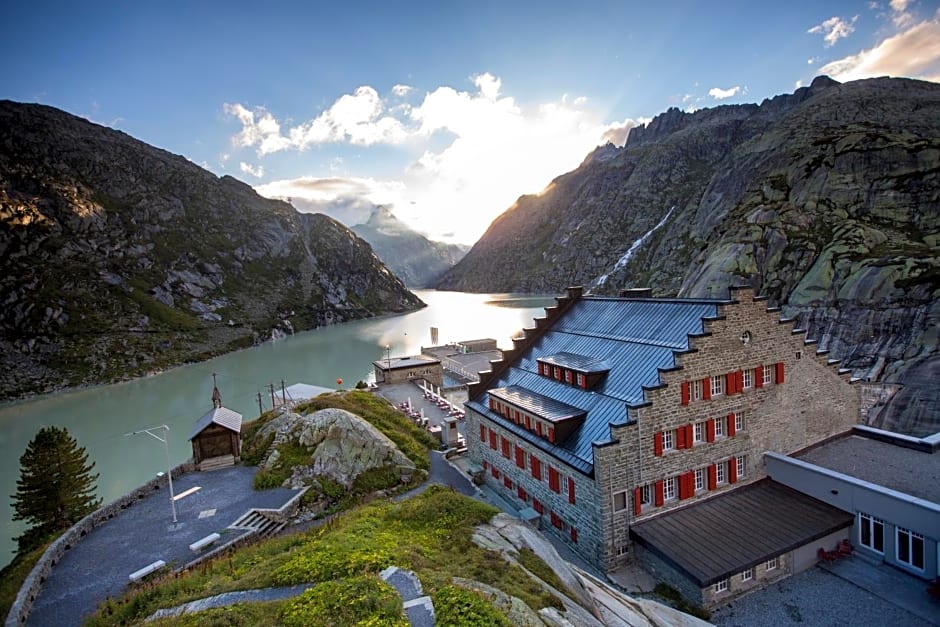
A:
[188,374,243,471]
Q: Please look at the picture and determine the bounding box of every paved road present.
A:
[28,466,298,627]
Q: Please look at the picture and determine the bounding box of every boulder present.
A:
[257,408,415,488]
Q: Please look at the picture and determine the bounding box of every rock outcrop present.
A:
[256,408,416,488]
[437,76,939,435]
[472,513,709,627]
[0,100,423,399]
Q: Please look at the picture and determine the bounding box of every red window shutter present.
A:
[755,365,764,388]
[707,464,717,490]
[504,476,512,489]
[676,427,686,450]
[489,430,497,450]
[491,466,499,479]
[654,479,664,506]
[729,459,738,484]
[571,527,578,543]
[686,424,694,445]
[482,460,488,471]
[515,446,525,469]
[517,486,526,500]
[533,498,543,514]
[501,437,510,458]
[531,457,542,481]
[686,471,696,496]
[706,419,715,443]
[479,424,485,441]
[568,477,576,504]
[536,422,543,436]
[681,381,690,405]
[654,431,663,456]
[678,475,689,500]
[549,467,560,493]
[736,370,744,393]
[775,362,785,384]
[702,377,711,400]
[727,413,737,437]
[524,415,531,429]
[633,487,642,515]
[547,427,555,443]
[726,372,736,395]
[580,374,588,389]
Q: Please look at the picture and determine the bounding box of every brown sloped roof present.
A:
[629,479,853,586]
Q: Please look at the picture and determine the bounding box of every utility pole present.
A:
[281,380,287,404]
[269,383,276,409]
[257,392,263,416]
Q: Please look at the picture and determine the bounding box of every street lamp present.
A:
[127,424,177,524]
[385,344,391,369]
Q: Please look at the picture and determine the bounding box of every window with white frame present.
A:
[613,490,627,512]
[859,512,884,553]
[766,557,778,570]
[663,429,675,451]
[762,365,773,386]
[897,527,925,570]
[741,568,753,582]
[735,410,746,432]
[691,379,703,401]
[710,375,724,397]
[694,468,706,491]
[576,373,586,387]
[743,368,754,389]
[640,483,653,505]
[663,477,678,501]
[714,579,729,593]
[561,473,569,496]
[736,455,747,478]
[716,462,727,484]
[715,415,725,437]
[693,421,705,443]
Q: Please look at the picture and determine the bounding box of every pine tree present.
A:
[11,426,101,552]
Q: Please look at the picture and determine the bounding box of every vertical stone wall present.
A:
[596,288,860,570]
[466,408,604,566]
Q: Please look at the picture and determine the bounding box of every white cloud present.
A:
[256,176,407,226]
[817,16,940,83]
[392,84,412,97]
[808,15,859,47]
[890,0,910,11]
[239,162,264,178]
[239,74,619,244]
[708,85,741,99]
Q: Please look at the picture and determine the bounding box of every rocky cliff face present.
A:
[351,206,468,287]
[437,77,939,435]
[0,100,423,399]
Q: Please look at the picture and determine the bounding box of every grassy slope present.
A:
[85,487,563,626]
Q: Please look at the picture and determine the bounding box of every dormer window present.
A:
[489,385,586,446]
[537,352,610,391]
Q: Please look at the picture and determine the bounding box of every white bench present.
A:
[188,532,221,553]
[129,559,165,582]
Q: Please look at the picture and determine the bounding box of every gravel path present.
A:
[712,567,936,627]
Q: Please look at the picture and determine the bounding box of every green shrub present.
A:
[352,465,400,494]
[253,470,283,490]
[433,584,512,627]
[279,576,407,627]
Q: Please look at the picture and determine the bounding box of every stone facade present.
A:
[373,356,444,387]
[466,414,604,564]
[596,290,858,571]
[467,286,860,597]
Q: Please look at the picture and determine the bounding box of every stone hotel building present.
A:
[466,286,864,607]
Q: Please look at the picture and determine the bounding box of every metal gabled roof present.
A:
[189,406,243,440]
[481,297,722,473]
[490,385,585,423]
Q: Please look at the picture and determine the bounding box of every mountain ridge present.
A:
[0,100,423,399]
[436,76,940,435]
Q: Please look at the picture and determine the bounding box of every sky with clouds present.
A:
[3,0,939,244]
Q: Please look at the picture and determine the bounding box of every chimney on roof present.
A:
[619,288,653,298]
[211,372,222,409]
[566,286,584,299]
